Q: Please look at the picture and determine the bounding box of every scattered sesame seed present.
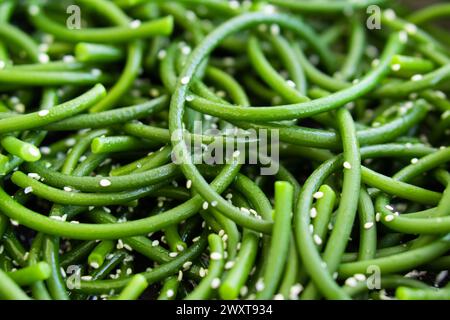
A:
[274,294,284,300]
[385,205,394,211]
[199,267,206,277]
[343,161,352,169]
[169,252,178,258]
[411,158,419,164]
[375,212,381,222]
[129,20,141,28]
[90,262,100,269]
[391,64,401,71]
[224,261,235,270]
[354,273,366,281]
[405,23,417,34]
[202,201,209,210]
[99,178,111,187]
[210,252,222,260]
[157,50,166,60]
[399,31,408,43]
[166,289,174,298]
[183,261,193,270]
[211,200,218,207]
[24,186,33,194]
[38,53,49,64]
[313,191,324,199]
[411,74,423,81]
[176,244,185,252]
[211,278,221,289]
[384,214,395,222]
[180,76,190,85]
[186,95,194,102]
[313,234,323,245]
[364,222,374,229]
[255,279,265,292]
[81,276,92,281]
[345,277,358,287]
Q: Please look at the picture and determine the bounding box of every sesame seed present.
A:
[183,261,192,270]
[38,53,49,64]
[180,76,190,85]
[313,234,322,245]
[270,24,280,35]
[63,186,72,192]
[81,276,92,281]
[210,252,222,260]
[385,205,394,211]
[218,229,225,237]
[289,283,303,299]
[211,278,221,289]
[286,80,296,88]
[176,244,184,252]
[186,95,194,102]
[192,236,200,243]
[345,277,358,287]
[343,161,352,169]
[181,46,191,55]
[391,64,401,71]
[38,109,49,117]
[99,178,111,187]
[375,212,381,222]
[383,9,396,20]
[274,294,284,300]
[130,20,141,28]
[411,74,423,81]
[313,191,324,199]
[354,273,366,281]
[166,289,174,298]
[199,267,206,277]
[224,261,235,270]
[90,262,100,269]
[178,270,183,281]
[169,252,178,258]
[211,200,218,207]
[28,5,40,16]
[255,279,265,292]
[364,222,374,229]
[202,201,209,210]
[399,31,408,43]
[384,214,395,222]
[157,50,167,61]
[229,0,239,9]
[10,220,19,226]
[232,150,241,158]
[411,158,419,164]
[309,224,314,233]
[405,23,417,34]
[117,239,124,249]
[24,186,33,194]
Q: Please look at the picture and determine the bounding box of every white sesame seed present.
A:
[313,191,324,199]
[24,186,33,194]
[10,219,19,226]
[255,279,265,292]
[130,20,141,28]
[286,80,296,88]
[232,150,241,158]
[313,234,322,245]
[192,236,200,243]
[99,178,111,187]
[169,252,178,258]
[157,50,166,60]
[183,261,192,270]
[186,95,194,102]
[176,244,184,252]
[385,205,394,211]
[354,273,366,281]
[210,252,222,260]
[38,53,49,64]
[391,64,401,71]
[270,24,280,35]
[181,46,191,55]
[63,186,73,192]
[202,201,209,210]
[218,229,225,237]
[364,222,374,229]
[28,147,40,158]
[383,9,396,20]
[384,214,395,222]
[180,76,190,85]
[399,31,408,43]
[411,74,423,81]
[289,283,303,299]
[224,261,235,270]
[345,277,358,287]
[81,276,92,281]
[178,270,183,281]
[343,161,352,169]
[309,224,314,233]
[274,294,284,300]
[123,244,133,251]
[117,239,124,249]
[199,267,206,277]
[27,173,41,180]
[211,278,221,289]
[28,5,40,16]
[309,207,318,218]
[375,212,381,222]
[411,158,419,164]
[211,200,218,207]
[126,268,132,275]
[405,23,417,35]
[90,262,100,269]
[166,289,174,298]
[36,109,49,117]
